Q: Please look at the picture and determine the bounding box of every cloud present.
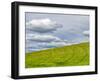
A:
[26,18,62,33]
[38,41,67,48]
[25,34,68,52]
[26,34,64,42]
[47,41,67,47]
[83,30,89,37]
[25,14,89,53]
[25,41,68,53]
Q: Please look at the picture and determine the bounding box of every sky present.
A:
[25,12,89,53]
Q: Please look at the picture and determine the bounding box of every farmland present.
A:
[25,42,89,68]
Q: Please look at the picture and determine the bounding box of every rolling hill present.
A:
[25,42,89,68]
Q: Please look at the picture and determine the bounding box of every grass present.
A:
[25,42,89,68]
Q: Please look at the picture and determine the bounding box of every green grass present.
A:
[25,42,89,68]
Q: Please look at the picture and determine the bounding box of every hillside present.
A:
[25,42,89,68]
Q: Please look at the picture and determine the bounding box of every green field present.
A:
[25,42,89,68]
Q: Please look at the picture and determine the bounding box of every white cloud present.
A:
[26,34,63,42]
[25,34,69,52]
[26,18,62,33]
[39,41,67,48]
[47,41,67,47]
[26,41,68,53]
[83,30,89,37]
